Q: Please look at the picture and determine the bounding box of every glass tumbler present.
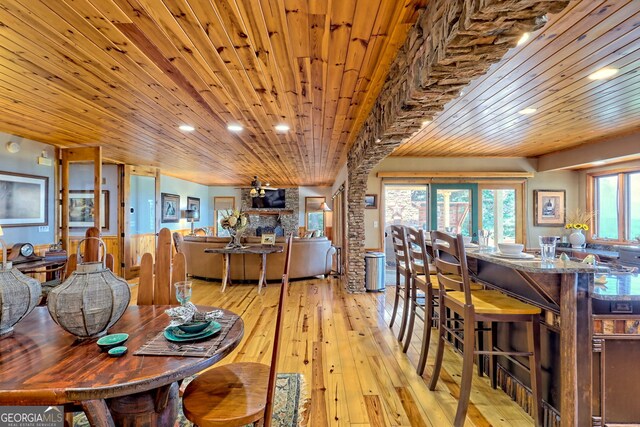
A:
[539,236,557,262]
[478,229,491,249]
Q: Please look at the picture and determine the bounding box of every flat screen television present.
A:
[252,189,286,208]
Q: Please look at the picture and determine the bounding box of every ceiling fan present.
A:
[236,176,279,198]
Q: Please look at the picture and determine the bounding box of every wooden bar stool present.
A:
[402,228,439,372]
[181,234,293,427]
[428,231,543,427]
[388,225,412,342]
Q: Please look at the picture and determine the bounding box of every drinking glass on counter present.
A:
[539,236,558,262]
[478,229,491,249]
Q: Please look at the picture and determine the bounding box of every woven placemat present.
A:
[133,315,240,357]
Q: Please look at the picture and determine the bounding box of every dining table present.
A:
[0,305,244,426]
[205,244,283,293]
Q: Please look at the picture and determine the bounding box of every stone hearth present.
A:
[241,188,299,236]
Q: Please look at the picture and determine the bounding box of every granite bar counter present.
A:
[462,247,640,426]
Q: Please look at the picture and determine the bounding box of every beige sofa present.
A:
[181,236,336,281]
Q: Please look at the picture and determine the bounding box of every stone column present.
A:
[343,0,570,292]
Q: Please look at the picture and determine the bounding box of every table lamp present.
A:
[319,202,331,211]
[185,209,196,235]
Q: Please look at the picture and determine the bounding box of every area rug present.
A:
[73,373,308,427]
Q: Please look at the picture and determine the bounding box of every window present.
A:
[305,197,326,235]
[589,169,640,242]
[214,197,235,237]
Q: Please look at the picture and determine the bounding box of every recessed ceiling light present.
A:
[518,107,537,115]
[274,124,290,132]
[517,32,530,46]
[227,124,243,132]
[421,119,432,127]
[178,124,195,132]
[588,67,619,80]
[592,160,606,166]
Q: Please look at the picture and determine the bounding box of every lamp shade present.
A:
[319,202,331,211]
[185,209,196,221]
[250,188,258,198]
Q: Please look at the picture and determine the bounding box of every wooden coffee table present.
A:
[205,245,284,293]
[0,305,244,426]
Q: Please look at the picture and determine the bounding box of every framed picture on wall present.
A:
[0,171,48,227]
[533,189,566,226]
[161,193,180,223]
[69,190,109,229]
[364,194,378,209]
[187,196,201,221]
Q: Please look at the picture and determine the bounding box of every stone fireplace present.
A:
[241,188,299,236]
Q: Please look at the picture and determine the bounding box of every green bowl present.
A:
[97,333,129,350]
[177,321,210,334]
[108,346,128,357]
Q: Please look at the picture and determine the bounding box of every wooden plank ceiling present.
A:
[394,0,640,159]
[0,0,424,186]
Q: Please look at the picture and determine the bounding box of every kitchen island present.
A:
[460,249,639,426]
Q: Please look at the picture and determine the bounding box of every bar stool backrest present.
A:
[406,227,432,279]
[430,231,473,305]
[390,225,411,274]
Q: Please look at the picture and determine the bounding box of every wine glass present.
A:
[174,281,192,306]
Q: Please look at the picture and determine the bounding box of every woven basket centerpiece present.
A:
[0,238,42,336]
[47,237,130,339]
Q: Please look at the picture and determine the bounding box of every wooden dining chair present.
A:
[138,228,186,305]
[428,231,543,427]
[182,234,294,427]
[388,225,412,342]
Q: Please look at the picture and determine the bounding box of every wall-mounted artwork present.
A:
[533,189,566,227]
[364,194,378,209]
[161,193,180,223]
[0,171,48,227]
[69,190,109,229]
[187,196,201,221]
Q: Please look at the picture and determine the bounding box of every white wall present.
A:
[364,157,580,250]
[0,132,56,246]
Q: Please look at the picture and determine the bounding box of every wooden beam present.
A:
[376,171,535,178]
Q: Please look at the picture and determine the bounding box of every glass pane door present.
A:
[383,184,429,285]
[430,184,478,238]
[481,188,517,245]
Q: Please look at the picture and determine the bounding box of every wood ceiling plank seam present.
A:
[297,56,315,180]
[409,100,640,158]
[341,0,423,148]
[330,0,408,170]
[432,36,640,154]
[51,0,245,138]
[249,0,310,179]
[320,0,355,181]
[179,0,301,182]
[309,12,329,183]
[238,2,305,181]
[264,0,314,181]
[463,66,640,153]
[486,101,640,155]
[323,0,377,182]
[3,0,240,165]
[204,0,303,182]
[404,9,640,155]
[398,0,632,154]
[107,0,284,178]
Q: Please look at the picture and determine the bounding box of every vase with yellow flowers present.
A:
[565,208,593,248]
[220,209,249,248]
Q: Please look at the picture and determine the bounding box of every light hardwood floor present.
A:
[130,277,533,426]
